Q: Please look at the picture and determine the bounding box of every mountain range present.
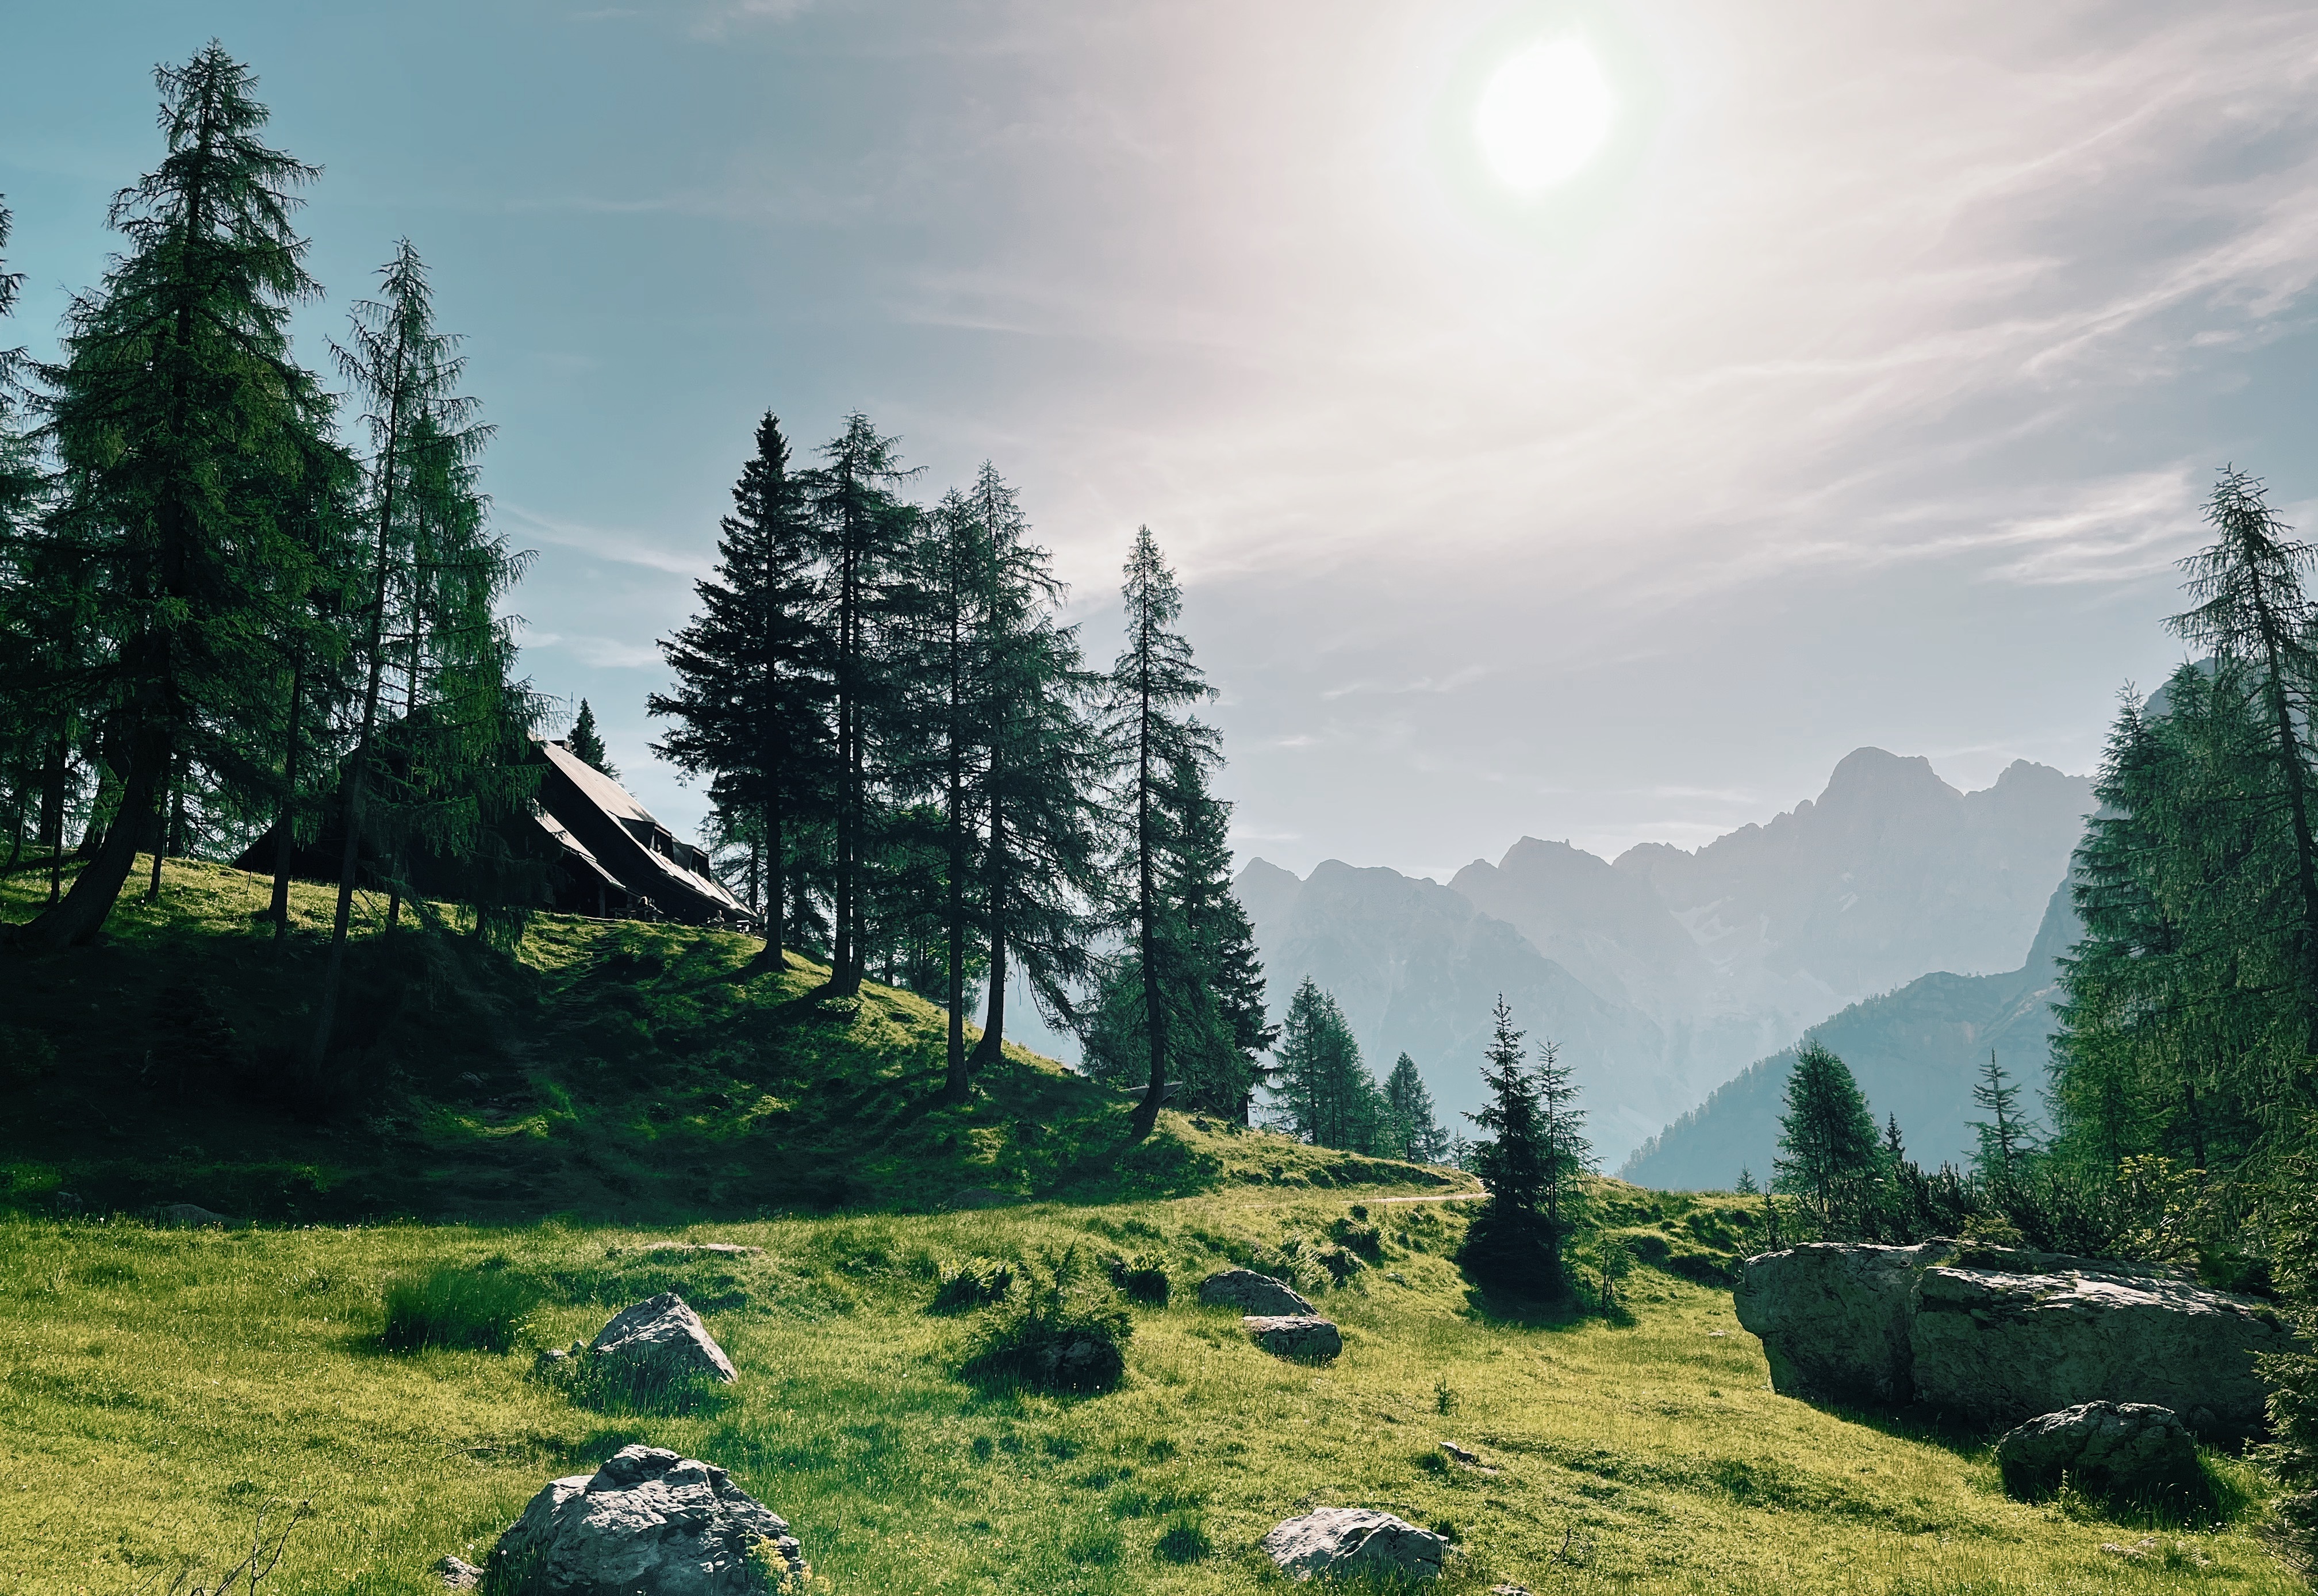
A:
[1230,749,2094,1167]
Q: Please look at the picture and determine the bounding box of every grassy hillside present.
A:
[0,857,1450,1223]
[2,1192,2285,1596]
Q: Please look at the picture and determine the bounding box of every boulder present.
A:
[589,1292,738,1386]
[1198,1268,1314,1315]
[1731,1240,1947,1405]
[489,1445,803,1594]
[1736,1241,2295,1438]
[1995,1402,2200,1502]
[1244,1314,1342,1360]
[432,1555,482,1590]
[1261,1507,1448,1581]
[1911,1263,2285,1438]
[947,1187,1011,1210]
[153,1202,229,1228]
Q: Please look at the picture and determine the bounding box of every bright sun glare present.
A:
[1474,37,1615,194]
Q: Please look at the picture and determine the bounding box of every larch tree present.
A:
[962,465,1105,1092]
[1103,525,1221,1140]
[650,413,830,955]
[1967,1052,2037,1188]
[309,239,520,1073]
[801,412,915,996]
[16,45,332,951]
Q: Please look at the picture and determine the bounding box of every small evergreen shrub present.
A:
[932,1256,1015,1313]
[960,1249,1132,1393]
[379,1265,539,1352]
[1104,1253,1169,1306]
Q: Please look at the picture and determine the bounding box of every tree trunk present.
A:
[270,661,304,937]
[2250,591,2318,1058]
[1130,639,1165,1141]
[830,490,859,996]
[969,789,1006,1075]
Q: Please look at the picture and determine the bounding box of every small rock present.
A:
[948,1187,1011,1210]
[490,1445,804,1594]
[49,1190,85,1216]
[1386,1271,1408,1285]
[1198,1268,1315,1315]
[1262,1507,1448,1581]
[589,1291,738,1384]
[1995,1402,2200,1502]
[432,1555,482,1590]
[2100,1537,2159,1562]
[1440,1441,1483,1466]
[1492,1586,1536,1596]
[153,1202,228,1227]
[1244,1314,1342,1360]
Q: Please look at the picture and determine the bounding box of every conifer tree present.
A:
[566,699,615,778]
[1265,979,1379,1149]
[15,46,333,950]
[1383,1053,1449,1163]
[1461,998,1590,1297]
[962,465,1106,1092]
[801,412,915,995]
[310,240,525,1072]
[650,412,829,952]
[1968,1051,2037,1188]
[2169,467,2318,1065]
[1773,1039,1883,1237]
[1102,526,1222,1139]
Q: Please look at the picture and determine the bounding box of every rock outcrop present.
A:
[1736,1240,2295,1437]
[1244,1315,1342,1360]
[589,1292,738,1386]
[1198,1269,1314,1315]
[1261,1507,1448,1581]
[489,1445,803,1594]
[1995,1402,2200,1502]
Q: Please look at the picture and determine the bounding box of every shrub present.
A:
[1154,1512,1211,1564]
[960,1248,1132,1394]
[1104,1253,1170,1306]
[379,1265,539,1353]
[1330,1217,1384,1261]
[932,1256,1015,1313]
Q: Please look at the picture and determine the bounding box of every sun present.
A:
[1473,37,1615,194]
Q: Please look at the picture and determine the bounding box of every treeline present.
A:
[1755,470,2318,1567]
[646,416,1275,1134]
[0,48,532,1085]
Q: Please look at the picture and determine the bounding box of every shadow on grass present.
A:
[1458,1286,1610,1333]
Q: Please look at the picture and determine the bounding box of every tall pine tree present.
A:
[16,45,333,950]
[650,412,830,953]
[1461,998,1590,1298]
[1383,1053,1449,1163]
[1773,1039,1883,1238]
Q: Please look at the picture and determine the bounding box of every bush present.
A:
[960,1249,1132,1394]
[1331,1217,1384,1261]
[379,1265,539,1352]
[1104,1254,1169,1306]
[1154,1512,1211,1564]
[932,1256,1015,1313]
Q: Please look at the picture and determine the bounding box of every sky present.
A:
[7,1,2318,883]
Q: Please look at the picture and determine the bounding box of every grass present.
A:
[378,1264,540,1353]
[0,1194,2294,1596]
[0,855,1454,1224]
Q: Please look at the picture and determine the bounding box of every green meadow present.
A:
[0,860,2294,1594]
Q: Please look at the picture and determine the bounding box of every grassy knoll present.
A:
[1,857,1442,1222]
[2,1194,2286,1596]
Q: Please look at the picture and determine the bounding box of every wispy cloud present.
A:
[499,503,711,581]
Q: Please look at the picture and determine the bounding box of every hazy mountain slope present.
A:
[1615,750,2091,1001]
[1239,858,1678,1160]
[1617,880,2081,1190]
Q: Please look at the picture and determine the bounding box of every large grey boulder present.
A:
[1995,1402,2200,1502]
[489,1445,803,1594]
[1911,1263,2285,1438]
[1261,1507,1448,1581]
[1730,1240,1944,1405]
[1198,1268,1314,1315]
[1735,1240,2294,1438]
[1245,1315,1342,1360]
[589,1291,738,1386]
